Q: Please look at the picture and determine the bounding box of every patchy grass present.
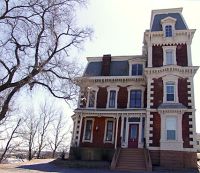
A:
[51,159,110,169]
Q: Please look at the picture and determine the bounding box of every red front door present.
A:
[128,124,139,148]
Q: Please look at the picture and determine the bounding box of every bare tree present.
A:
[0,0,92,121]
[48,112,72,158]
[21,108,40,160]
[0,118,21,163]
[36,101,55,159]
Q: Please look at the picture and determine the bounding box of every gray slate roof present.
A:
[84,61,129,76]
[151,13,187,31]
[158,103,187,109]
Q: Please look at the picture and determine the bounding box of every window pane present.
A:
[89,90,95,107]
[166,50,173,65]
[132,64,143,76]
[166,82,175,102]
[85,120,92,140]
[165,25,172,37]
[166,117,176,140]
[167,130,176,140]
[130,90,142,108]
[106,121,113,141]
[109,90,116,108]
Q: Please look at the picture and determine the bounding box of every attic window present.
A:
[165,25,172,37]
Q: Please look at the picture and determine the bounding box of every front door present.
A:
[128,124,139,148]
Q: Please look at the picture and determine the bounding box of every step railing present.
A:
[111,148,121,169]
[144,148,152,172]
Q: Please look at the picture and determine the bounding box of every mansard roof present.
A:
[84,55,146,77]
[84,61,129,76]
[151,13,187,31]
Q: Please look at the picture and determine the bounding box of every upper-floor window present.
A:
[166,50,173,65]
[166,82,175,102]
[109,90,116,108]
[83,119,93,141]
[105,120,114,142]
[166,117,177,140]
[88,90,96,108]
[130,90,142,108]
[165,25,172,37]
[163,46,176,65]
[132,64,143,76]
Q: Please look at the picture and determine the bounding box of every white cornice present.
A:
[144,65,199,78]
[76,76,146,86]
[74,109,146,116]
[86,55,146,62]
[144,29,196,46]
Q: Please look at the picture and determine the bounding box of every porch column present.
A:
[115,116,119,149]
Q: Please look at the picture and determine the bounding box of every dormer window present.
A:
[161,17,176,38]
[132,64,143,76]
[165,25,172,37]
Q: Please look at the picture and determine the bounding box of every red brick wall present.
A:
[149,112,161,147]
[176,44,188,66]
[80,117,115,148]
[152,45,163,67]
[160,150,197,169]
[97,87,107,108]
[151,78,163,108]
[117,86,128,108]
[178,78,188,107]
[182,112,193,148]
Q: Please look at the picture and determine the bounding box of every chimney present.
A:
[101,54,111,76]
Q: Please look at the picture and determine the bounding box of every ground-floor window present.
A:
[166,116,177,140]
[83,119,93,142]
[104,119,115,143]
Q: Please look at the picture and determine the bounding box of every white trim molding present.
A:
[103,118,116,144]
[106,86,119,109]
[160,112,183,151]
[162,46,177,65]
[161,16,177,38]
[127,86,145,109]
[86,86,99,109]
[82,118,94,143]
[162,75,179,103]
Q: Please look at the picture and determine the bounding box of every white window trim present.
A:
[106,87,119,109]
[104,118,115,143]
[160,112,183,151]
[86,87,99,109]
[82,118,94,143]
[165,116,177,141]
[128,60,145,76]
[163,75,179,103]
[163,46,177,65]
[161,17,176,38]
[127,86,145,108]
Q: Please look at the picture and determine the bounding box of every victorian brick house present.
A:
[70,8,199,171]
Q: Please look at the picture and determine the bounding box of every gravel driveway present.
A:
[0,159,198,173]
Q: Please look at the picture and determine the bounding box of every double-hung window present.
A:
[165,25,172,37]
[84,119,93,141]
[166,50,173,65]
[130,90,142,108]
[105,120,114,142]
[109,90,116,108]
[166,82,175,102]
[132,64,143,76]
[166,117,177,140]
[88,90,96,108]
